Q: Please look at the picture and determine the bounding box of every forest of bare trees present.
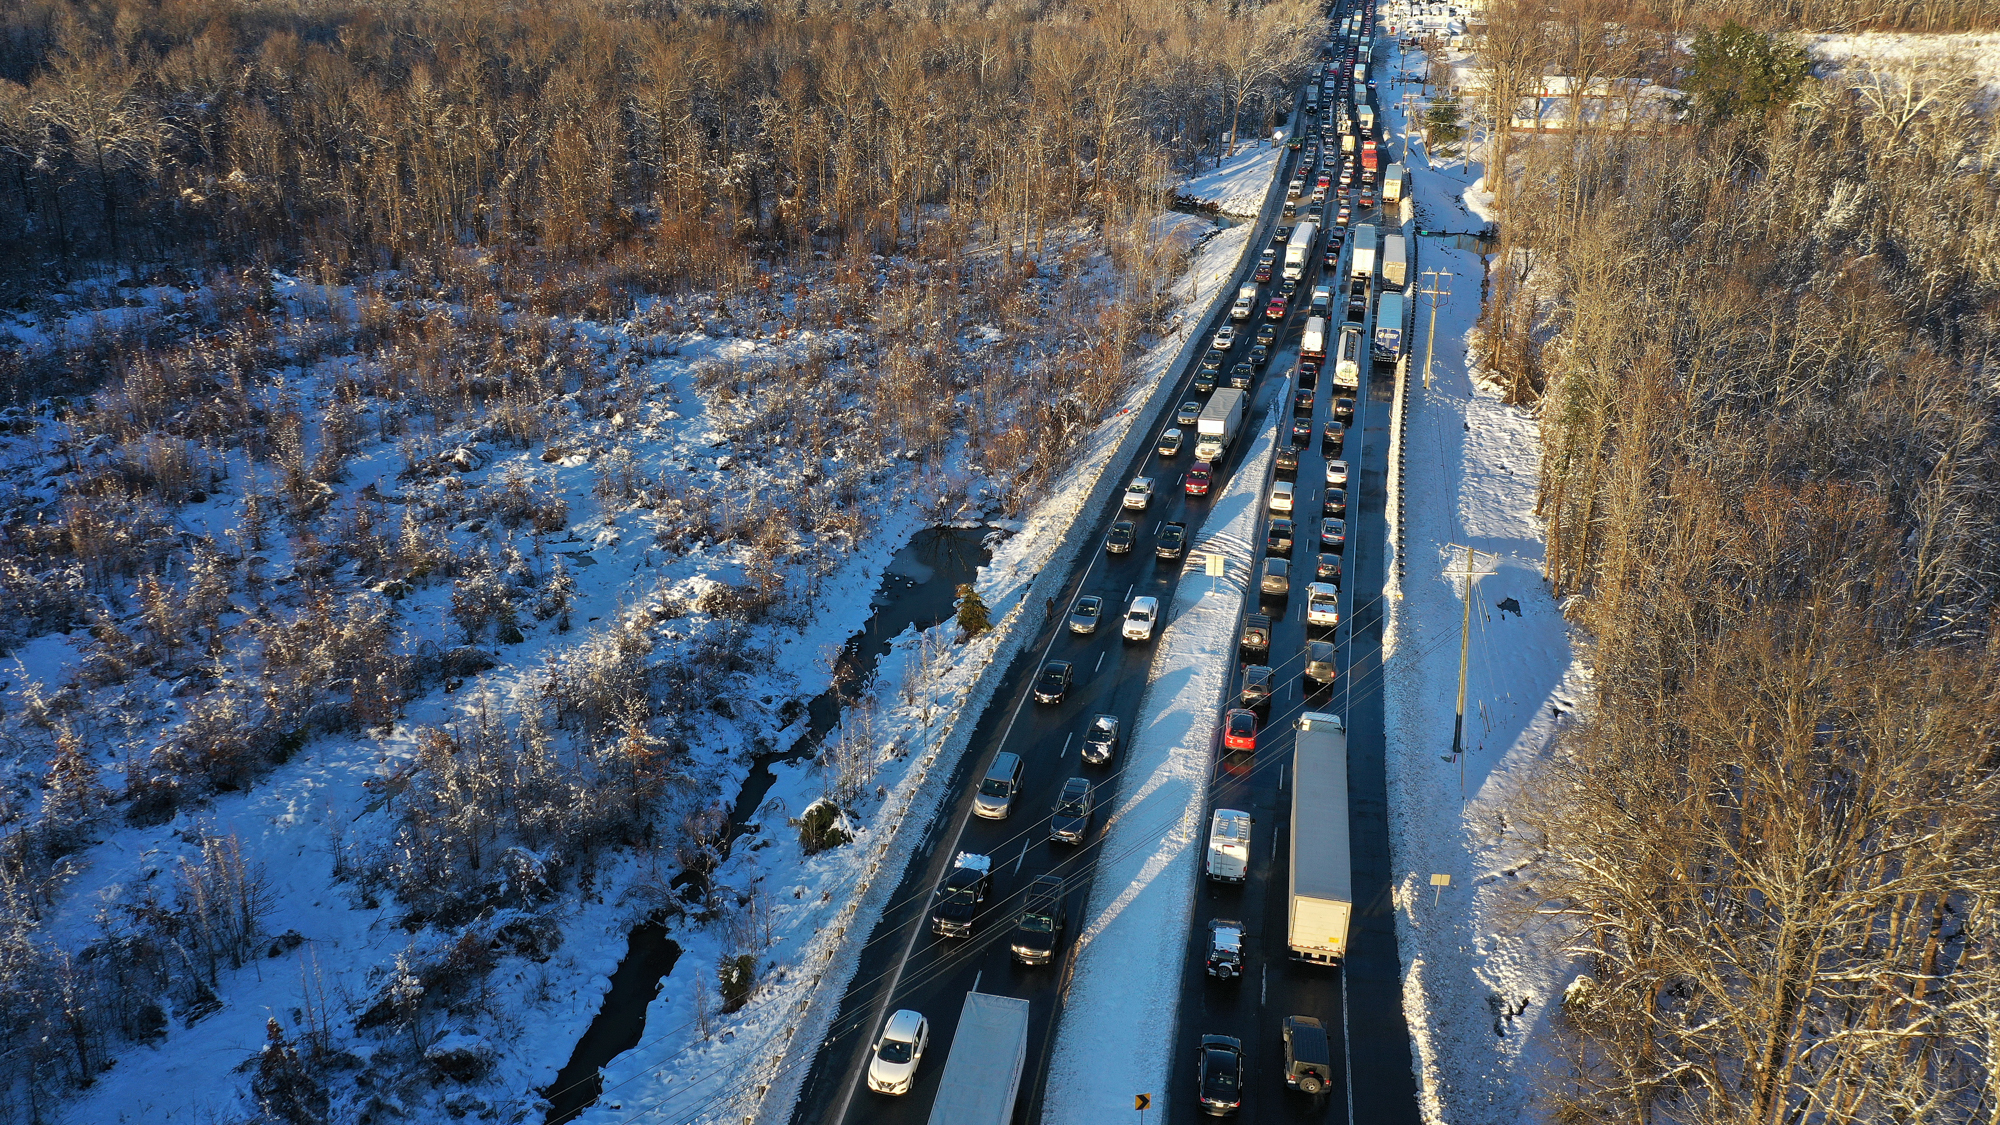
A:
[0,0,1329,1117]
[1473,20,2000,1125]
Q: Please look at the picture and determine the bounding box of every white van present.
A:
[1206,809,1253,882]
[1334,328,1363,389]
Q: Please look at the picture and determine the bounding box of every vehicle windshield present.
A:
[1058,799,1087,816]
[1074,601,1098,617]
[940,888,973,908]
[1128,609,1148,621]
[1230,715,1254,734]
[1018,912,1055,933]
[979,778,1011,798]
[878,1039,914,1064]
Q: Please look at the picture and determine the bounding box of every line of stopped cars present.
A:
[869,1,1375,1109]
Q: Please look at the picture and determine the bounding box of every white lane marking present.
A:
[1015,841,1028,874]
[1061,733,1073,759]
[972,970,982,993]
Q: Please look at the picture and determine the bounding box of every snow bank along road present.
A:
[781,65,1320,1125]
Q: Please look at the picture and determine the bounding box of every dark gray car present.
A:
[1050,777,1093,844]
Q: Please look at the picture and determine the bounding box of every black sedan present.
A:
[1033,660,1073,703]
[1325,488,1348,517]
[1295,386,1316,413]
[1157,522,1188,560]
[1106,521,1136,554]
[1334,396,1355,423]
[1291,418,1314,445]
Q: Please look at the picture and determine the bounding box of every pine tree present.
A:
[954,583,990,638]
[38,725,106,857]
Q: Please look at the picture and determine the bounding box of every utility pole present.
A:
[1418,268,1452,390]
[1443,544,1497,796]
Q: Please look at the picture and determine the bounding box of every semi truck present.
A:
[1383,163,1407,204]
[1373,291,1407,363]
[1283,222,1318,280]
[1349,223,1378,279]
[1288,712,1353,965]
[926,992,1031,1125]
[1195,387,1246,462]
[1381,232,1408,289]
[1301,315,1329,362]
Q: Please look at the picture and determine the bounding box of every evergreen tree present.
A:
[1681,23,1811,127]
[954,583,990,638]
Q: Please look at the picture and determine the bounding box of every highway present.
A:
[1159,14,1421,1125]
[786,6,1419,1125]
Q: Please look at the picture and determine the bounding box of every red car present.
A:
[1265,297,1288,321]
[1223,708,1259,752]
[1186,462,1213,495]
[1360,191,1376,209]
[1253,260,1274,283]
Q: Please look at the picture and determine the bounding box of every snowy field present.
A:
[1808,30,2000,87]
[0,188,1251,1121]
[1182,139,1291,217]
[1376,36,1584,1125]
[1040,383,1284,1123]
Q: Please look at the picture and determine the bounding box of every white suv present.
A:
[1270,480,1295,513]
[866,1009,930,1095]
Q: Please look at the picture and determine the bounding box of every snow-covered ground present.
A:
[1182,139,1291,217]
[1808,30,2000,88]
[1042,381,1284,1122]
[1376,35,1585,1125]
[0,193,1258,1121]
[574,212,1268,1125]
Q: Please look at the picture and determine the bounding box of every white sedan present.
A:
[866,1009,930,1095]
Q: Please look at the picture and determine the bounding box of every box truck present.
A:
[1381,232,1408,289]
[1288,713,1352,964]
[1383,163,1407,204]
[1195,387,1246,462]
[1373,291,1407,363]
[1357,105,1375,136]
[1349,223,1377,278]
[1283,222,1318,280]
[926,992,1031,1125]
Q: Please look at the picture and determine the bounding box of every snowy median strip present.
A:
[1042,380,1283,1123]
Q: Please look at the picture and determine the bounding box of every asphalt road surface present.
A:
[1160,19,1422,1125]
